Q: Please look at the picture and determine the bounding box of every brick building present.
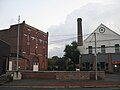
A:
[0,40,10,75]
[0,21,48,71]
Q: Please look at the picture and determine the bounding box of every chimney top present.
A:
[23,21,25,23]
[77,18,83,46]
[77,18,82,21]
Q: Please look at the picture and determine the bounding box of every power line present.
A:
[48,33,94,45]
[49,34,76,37]
[49,32,120,45]
[49,37,76,45]
[49,33,90,37]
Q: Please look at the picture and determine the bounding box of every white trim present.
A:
[27,29,31,31]
[31,36,35,40]
[24,34,27,37]
[22,52,26,54]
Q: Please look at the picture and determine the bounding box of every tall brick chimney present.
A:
[77,18,83,46]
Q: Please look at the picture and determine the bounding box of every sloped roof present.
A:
[84,24,120,43]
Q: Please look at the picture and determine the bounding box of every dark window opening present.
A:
[115,44,119,53]
[88,46,92,54]
[101,45,106,53]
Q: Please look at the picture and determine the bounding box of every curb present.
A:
[1,85,120,88]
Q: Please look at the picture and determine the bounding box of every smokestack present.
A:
[77,18,83,46]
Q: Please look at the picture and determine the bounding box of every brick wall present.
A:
[90,71,105,80]
[0,21,48,71]
[20,71,105,80]
[56,71,90,80]
[21,71,56,79]
[21,23,48,70]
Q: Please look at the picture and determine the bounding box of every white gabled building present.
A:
[77,18,120,72]
[82,24,120,54]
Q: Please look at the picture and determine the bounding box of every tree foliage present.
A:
[48,56,67,71]
[48,41,80,71]
[64,41,80,64]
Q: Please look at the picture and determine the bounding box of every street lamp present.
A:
[16,16,20,71]
[94,33,98,80]
[13,16,22,80]
[79,54,81,71]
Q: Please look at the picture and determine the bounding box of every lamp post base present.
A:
[13,71,22,80]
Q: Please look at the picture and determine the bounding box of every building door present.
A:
[33,62,38,71]
[32,56,39,71]
[9,61,12,71]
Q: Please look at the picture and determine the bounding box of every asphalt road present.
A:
[0,73,120,89]
[0,87,120,90]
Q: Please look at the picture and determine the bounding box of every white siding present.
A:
[80,24,120,54]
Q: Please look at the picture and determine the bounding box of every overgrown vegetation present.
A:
[48,41,80,71]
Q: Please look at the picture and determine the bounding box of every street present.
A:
[0,73,120,90]
[0,87,120,90]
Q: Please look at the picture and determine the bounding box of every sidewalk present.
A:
[1,79,120,88]
[0,73,120,88]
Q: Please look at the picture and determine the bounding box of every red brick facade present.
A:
[0,21,48,71]
[21,71,105,80]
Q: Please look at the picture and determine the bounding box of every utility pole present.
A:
[79,54,81,71]
[16,16,20,71]
[94,32,98,80]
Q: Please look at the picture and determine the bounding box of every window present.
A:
[27,33,30,42]
[36,36,39,49]
[35,48,38,55]
[88,46,92,54]
[97,63,100,70]
[101,45,106,53]
[106,63,108,70]
[42,48,45,61]
[85,62,90,70]
[90,64,93,70]
[100,62,105,70]
[115,44,119,53]
[26,33,30,55]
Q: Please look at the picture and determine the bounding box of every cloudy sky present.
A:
[0,0,120,58]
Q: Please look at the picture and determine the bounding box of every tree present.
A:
[64,41,80,66]
[54,57,66,71]
[48,56,59,71]
[48,56,67,71]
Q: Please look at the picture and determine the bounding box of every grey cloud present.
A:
[47,1,120,57]
[48,46,64,58]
